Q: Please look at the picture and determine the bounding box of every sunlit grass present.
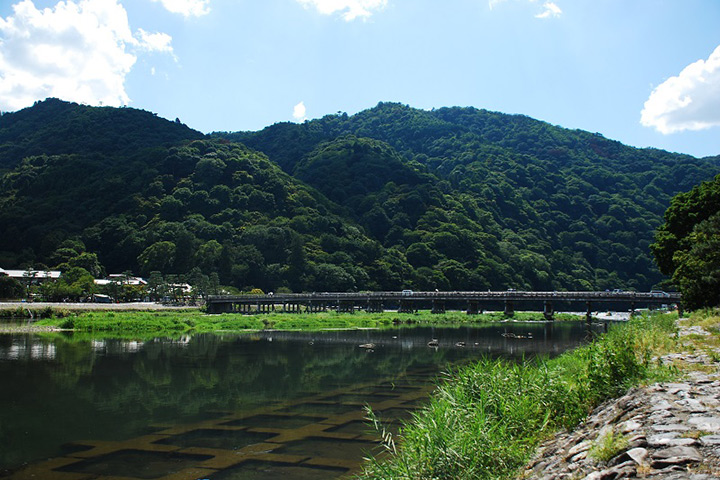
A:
[31,309,580,335]
[359,312,678,480]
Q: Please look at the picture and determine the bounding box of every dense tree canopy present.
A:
[1,99,719,293]
[221,102,720,291]
[652,174,720,309]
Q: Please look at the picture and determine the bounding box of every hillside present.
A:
[0,98,204,171]
[218,102,720,290]
[0,99,718,292]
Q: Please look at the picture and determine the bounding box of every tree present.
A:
[670,213,720,309]
[137,241,176,276]
[652,174,720,277]
[652,175,720,309]
[0,276,24,299]
[42,267,95,301]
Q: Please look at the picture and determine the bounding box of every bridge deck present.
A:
[206,291,681,315]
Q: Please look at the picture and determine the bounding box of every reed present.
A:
[359,312,678,480]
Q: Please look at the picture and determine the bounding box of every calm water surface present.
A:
[0,322,601,479]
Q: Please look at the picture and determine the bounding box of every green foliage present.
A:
[588,429,629,463]
[0,275,24,299]
[40,267,96,301]
[651,175,720,309]
[360,313,677,480]
[229,102,720,291]
[2,100,719,294]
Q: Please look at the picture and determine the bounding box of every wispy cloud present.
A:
[489,0,562,19]
[535,2,561,19]
[641,45,720,134]
[296,0,387,21]
[293,101,307,122]
[150,0,210,18]
[0,0,173,111]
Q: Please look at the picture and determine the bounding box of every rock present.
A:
[627,434,647,448]
[625,447,649,466]
[650,399,675,411]
[597,461,636,479]
[570,450,588,463]
[647,432,698,447]
[688,415,720,432]
[651,445,703,468]
[699,434,720,446]
[664,383,692,394]
[676,398,709,412]
[651,423,691,432]
[567,439,592,456]
[620,419,642,433]
[651,445,702,460]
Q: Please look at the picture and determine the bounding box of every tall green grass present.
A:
[34,310,581,336]
[360,313,678,480]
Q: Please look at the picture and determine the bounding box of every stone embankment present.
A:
[525,320,720,479]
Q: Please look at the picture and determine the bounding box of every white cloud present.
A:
[535,2,562,19]
[136,29,174,54]
[296,0,387,21]
[150,0,210,18]
[293,101,307,122]
[489,0,562,19]
[641,45,720,134]
[0,0,173,111]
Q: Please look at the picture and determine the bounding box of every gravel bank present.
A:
[523,320,720,479]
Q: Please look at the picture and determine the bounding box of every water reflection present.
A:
[0,322,600,478]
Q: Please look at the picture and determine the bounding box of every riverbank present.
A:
[522,313,720,479]
[0,308,584,336]
[358,311,690,479]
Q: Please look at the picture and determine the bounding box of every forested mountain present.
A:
[218,102,720,291]
[0,98,203,172]
[1,99,718,293]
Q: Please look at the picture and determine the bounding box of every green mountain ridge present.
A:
[1,99,718,293]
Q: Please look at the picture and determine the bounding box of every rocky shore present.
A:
[524,320,720,479]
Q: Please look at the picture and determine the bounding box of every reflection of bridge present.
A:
[207,291,682,320]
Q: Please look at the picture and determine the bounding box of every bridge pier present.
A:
[431,300,446,314]
[398,299,414,313]
[586,301,592,323]
[467,300,480,315]
[543,301,554,321]
[283,302,302,313]
[366,300,384,313]
[338,300,355,313]
[504,300,514,317]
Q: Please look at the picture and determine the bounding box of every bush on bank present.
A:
[360,313,678,480]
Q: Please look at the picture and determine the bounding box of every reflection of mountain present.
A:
[0,324,596,470]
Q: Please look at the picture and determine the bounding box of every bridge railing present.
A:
[207,290,681,305]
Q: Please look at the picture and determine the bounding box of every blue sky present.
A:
[1,0,719,158]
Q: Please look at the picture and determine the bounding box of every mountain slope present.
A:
[217,102,720,290]
[0,98,204,170]
[2,99,719,292]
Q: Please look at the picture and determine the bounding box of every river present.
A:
[0,321,603,479]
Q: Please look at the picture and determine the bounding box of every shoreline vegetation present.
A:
[359,310,719,480]
[1,307,583,336]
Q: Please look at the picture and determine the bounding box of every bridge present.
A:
[206,290,682,320]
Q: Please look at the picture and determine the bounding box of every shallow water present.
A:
[0,322,600,479]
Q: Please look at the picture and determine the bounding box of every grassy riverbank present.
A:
[360,311,681,480]
[22,309,581,336]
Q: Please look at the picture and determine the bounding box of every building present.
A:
[0,267,62,284]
